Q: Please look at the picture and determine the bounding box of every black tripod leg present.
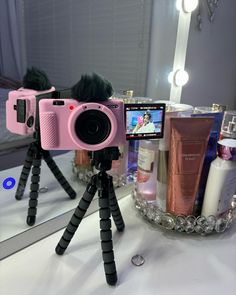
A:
[15,143,34,200]
[108,175,125,232]
[42,150,76,199]
[26,150,42,226]
[98,172,117,286]
[55,175,97,255]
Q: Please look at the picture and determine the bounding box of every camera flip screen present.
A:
[125,103,165,140]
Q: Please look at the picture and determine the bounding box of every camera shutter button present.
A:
[27,116,34,127]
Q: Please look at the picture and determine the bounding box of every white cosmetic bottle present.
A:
[201,138,236,217]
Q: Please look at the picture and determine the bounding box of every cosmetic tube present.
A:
[156,103,193,211]
[191,111,224,215]
[167,117,214,216]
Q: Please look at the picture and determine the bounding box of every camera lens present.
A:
[75,110,111,145]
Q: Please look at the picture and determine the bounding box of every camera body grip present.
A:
[40,112,58,149]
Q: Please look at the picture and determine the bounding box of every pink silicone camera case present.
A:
[39,98,126,151]
[6,87,55,135]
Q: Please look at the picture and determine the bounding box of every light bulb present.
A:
[183,0,199,13]
[168,71,174,84]
[174,69,189,86]
[176,0,182,11]
[176,0,199,13]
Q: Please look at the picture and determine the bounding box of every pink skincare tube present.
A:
[167,117,214,216]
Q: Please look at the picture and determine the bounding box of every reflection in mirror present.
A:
[0,0,179,256]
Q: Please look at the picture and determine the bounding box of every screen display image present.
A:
[125,103,165,140]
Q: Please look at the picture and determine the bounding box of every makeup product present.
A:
[74,150,92,171]
[137,140,158,202]
[155,103,193,211]
[167,117,214,216]
[125,95,153,177]
[201,138,236,217]
[109,143,128,186]
[113,90,136,179]
[191,109,224,215]
[74,150,94,181]
[212,103,227,112]
[220,111,236,139]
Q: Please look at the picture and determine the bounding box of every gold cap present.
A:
[123,90,134,97]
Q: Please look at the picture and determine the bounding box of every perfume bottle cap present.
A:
[217,138,236,161]
[123,90,134,97]
[212,103,227,112]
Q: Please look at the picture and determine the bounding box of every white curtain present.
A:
[0,0,24,80]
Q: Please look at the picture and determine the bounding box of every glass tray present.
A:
[133,188,236,235]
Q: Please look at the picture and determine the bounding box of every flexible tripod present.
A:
[55,147,125,286]
[15,131,77,226]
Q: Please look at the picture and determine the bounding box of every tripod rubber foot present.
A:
[69,192,77,199]
[27,216,36,226]
[106,272,118,286]
[117,224,125,232]
[55,244,65,255]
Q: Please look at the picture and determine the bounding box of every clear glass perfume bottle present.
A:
[136,140,158,203]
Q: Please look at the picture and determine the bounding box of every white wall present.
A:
[182,0,236,109]
[146,0,178,99]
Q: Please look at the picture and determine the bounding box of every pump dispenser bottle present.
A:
[201,138,236,217]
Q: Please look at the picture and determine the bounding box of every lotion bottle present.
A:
[201,138,236,217]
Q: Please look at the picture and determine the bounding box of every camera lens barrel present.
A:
[75,110,111,145]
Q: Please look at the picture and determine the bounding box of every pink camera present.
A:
[39,98,126,151]
[6,87,55,135]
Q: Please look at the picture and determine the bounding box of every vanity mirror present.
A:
[0,0,180,259]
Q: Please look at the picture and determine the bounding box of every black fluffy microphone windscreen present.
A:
[23,67,52,90]
[71,73,114,102]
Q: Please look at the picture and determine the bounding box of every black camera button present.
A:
[27,116,34,128]
[53,100,65,106]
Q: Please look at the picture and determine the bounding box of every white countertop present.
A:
[1,195,236,295]
[0,151,132,259]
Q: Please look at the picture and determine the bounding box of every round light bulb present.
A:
[176,0,182,11]
[183,0,199,13]
[168,71,174,84]
[174,69,189,86]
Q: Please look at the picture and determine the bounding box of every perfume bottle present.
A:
[220,111,236,139]
[201,138,236,217]
[136,140,158,203]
